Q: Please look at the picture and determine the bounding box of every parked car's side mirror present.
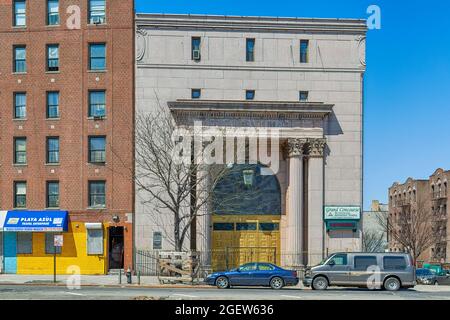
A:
[328,260,335,266]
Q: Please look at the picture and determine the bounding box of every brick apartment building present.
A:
[388,169,449,263]
[0,0,134,274]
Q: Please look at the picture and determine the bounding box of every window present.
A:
[89,43,106,71]
[46,137,60,164]
[245,90,255,100]
[383,256,407,270]
[246,38,255,62]
[259,223,279,231]
[45,233,62,254]
[47,91,60,118]
[238,263,257,272]
[236,223,257,231]
[258,263,275,271]
[46,181,59,208]
[153,232,162,250]
[213,223,234,231]
[13,46,26,73]
[14,92,26,119]
[89,90,106,117]
[89,136,106,163]
[89,0,106,24]
[14,181,27,208]
[47,0,59,25]
[47,44,59,71]
[17,232,32,254]
[328,254,348,266]
[87,229,103,254]
[13,0,26,27]
[14,138,27,164]
[213,164,281,215]
[89,181,106,208]
[191,89,201,99]
[191,37,201,60]
[300,40,309,63]
[354,255,378,271]
[299,91,309,102]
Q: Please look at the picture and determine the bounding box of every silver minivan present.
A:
[303,252,416,291]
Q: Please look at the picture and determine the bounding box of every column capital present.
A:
[286,138,308,158]
[306,138,327,158]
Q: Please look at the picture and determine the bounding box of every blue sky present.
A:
[136,1,450,209]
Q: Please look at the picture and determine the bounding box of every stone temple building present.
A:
[134,14,366,270]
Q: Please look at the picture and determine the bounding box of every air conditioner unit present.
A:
[92,16,105,25]
[192,49,201,60]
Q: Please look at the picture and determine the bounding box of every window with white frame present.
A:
[89,0,106,24]
[13,0,26,27]
[87,228,103,255]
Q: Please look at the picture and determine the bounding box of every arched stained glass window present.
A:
[212,164,281,215]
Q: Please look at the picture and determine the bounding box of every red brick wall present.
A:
[0,0,135,270]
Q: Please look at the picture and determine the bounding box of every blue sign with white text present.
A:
[3,211,68,232]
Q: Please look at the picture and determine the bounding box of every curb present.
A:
[0,282,214,289]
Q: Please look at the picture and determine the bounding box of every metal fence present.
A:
[135,249,159,276]
[135,248,327,277]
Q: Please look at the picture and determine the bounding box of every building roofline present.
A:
[135,13,367,35]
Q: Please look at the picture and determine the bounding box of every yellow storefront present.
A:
[16,222,108,275]
[2,210,109,275]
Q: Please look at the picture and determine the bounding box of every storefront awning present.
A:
[3,210,69,232]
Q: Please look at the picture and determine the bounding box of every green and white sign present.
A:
[324,206,361,220]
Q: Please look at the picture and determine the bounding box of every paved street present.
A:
[0,285,449,300]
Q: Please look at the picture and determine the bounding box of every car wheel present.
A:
[312,276,328,290]
[384,277,401,291]
[270,277,284,290]
[216,276,229,289]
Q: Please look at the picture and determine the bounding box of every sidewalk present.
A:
[0,274,171,287]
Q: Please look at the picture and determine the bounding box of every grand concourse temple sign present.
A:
[324,206,361,232]
[324,206,361,221]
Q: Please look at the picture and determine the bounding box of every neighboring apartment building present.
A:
[135,14,366,270]
[0,0,134,274]
[388,169,449,263]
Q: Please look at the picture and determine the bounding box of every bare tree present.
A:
[378,199,445,263]
[133,102,220,251]
[362,230,386,252]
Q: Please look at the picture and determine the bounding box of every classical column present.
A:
[306,138,327,266]
[286,138,308,268]
[196,164,212,268]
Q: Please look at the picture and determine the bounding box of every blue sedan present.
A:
[205,262,299,289]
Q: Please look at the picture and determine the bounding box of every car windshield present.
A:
[318,255,334,265]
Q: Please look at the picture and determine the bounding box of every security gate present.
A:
[211,215,281,271]
[211,247,278,271]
